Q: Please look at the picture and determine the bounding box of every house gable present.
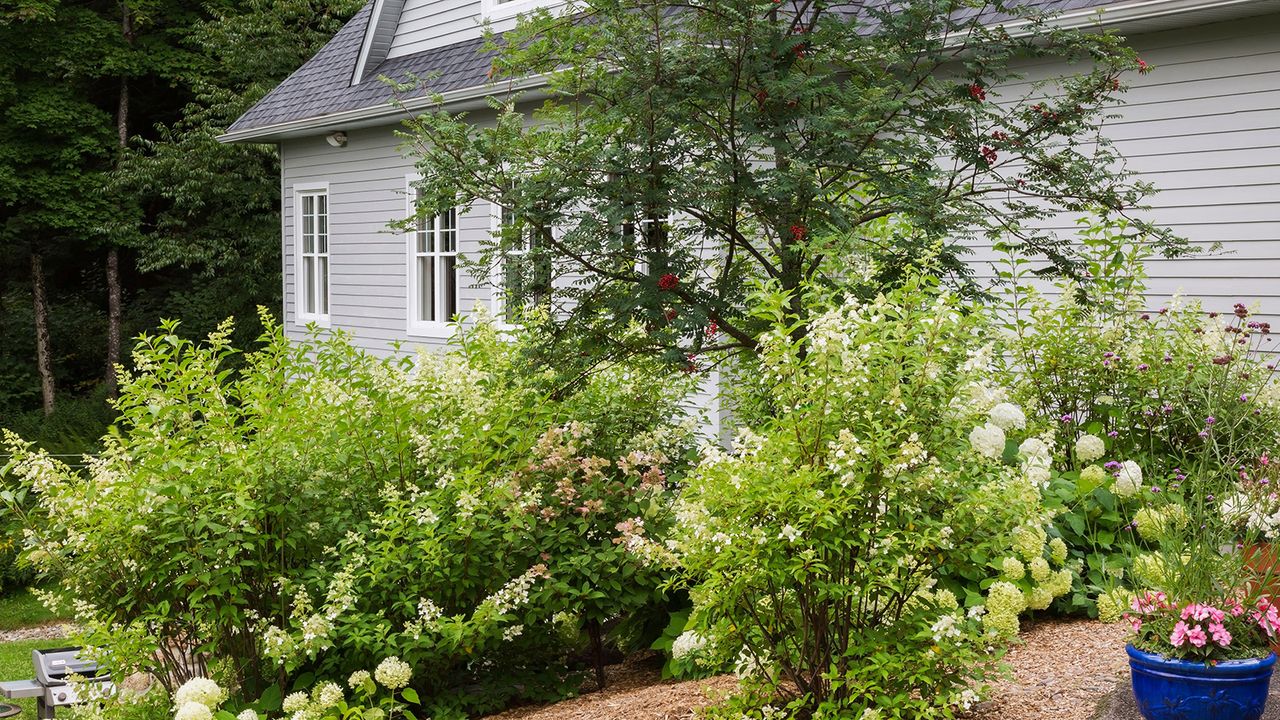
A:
[353,0,410,84]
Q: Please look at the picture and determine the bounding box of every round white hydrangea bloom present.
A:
[282,691,310,713]
[237,711,259,720]
[671,631,707,660]
[312,681,344,708]
[1114,461,1143,497]
[1024,464,1051,490]
[969,423,1007,460]
[988,403,1027,431]
[1019,437,1050,461]
[175,703,213,720]
[1001,557,1025,581]
[934,588,958,610]
[175,678,225,709]
[1011,524,1047,562]
[1048,537,1068,565]
[348,670,372,689]
[1029,556,1051,584]
[374,656,413,690]
[1026,586,1054,611]
[1074,434,1106,463]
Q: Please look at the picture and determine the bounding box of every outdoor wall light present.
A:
[326,131,348,148]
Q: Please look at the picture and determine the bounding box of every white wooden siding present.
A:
[963,12,1280,325]
[281,125,495,355]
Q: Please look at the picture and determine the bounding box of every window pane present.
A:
[504,259,523,322]
[441,209,457,252]
[442,255,457,321]
[418,256,435,322]
[303,214,314,250]
[416,230,427,254]
[318,212,328,238]
[302,257,315,314]
[424,216,435,252]
[303,195,314,217]
[317,194,327,216]
[318,256,329,315]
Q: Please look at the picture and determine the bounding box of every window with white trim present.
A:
[297,188,330,322]
[410,190,459,329]
[622,212,669,275]
[493,200,552,323]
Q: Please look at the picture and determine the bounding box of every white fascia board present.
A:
[217,75,552,144]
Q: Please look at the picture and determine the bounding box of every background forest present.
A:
[0,0,362,453]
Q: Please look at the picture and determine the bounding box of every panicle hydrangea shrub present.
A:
[676,277,1071,719]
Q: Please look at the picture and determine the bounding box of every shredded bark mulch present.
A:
[483,654,738,720]
[485,618,1131,720]
[965,617,1129,720]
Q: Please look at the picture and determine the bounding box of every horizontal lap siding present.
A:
[281,126,497,356]
[967,13,1280,328]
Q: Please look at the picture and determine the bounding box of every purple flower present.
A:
[1205,416,1216,426]
[1138,363,1149,371]
[1199,431,1210,439]
[1108,430,1119,438]
[1151,486,1161,493]
[1241,394,1250,402]
[1060,414,1073,424]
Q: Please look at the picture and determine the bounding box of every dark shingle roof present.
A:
[227,1,495,136]
[226,0,1126,139]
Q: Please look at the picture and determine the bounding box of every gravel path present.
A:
[0,623,71,644]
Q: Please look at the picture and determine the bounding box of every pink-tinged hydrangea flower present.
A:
[1170,621,1190,647]
[1209,621,1233,647]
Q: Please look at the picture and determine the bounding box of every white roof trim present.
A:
[351,0,388,85]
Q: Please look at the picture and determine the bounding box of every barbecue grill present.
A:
[0,647,113,718]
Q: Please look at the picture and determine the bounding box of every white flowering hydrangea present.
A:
[983,581,1026,639]
[1096,587,1135,623]
[282,692,310,713]
[987,403,1027,431]
[1113,460,1143,497]
[1028,557,1051,584]
[671,630,708,660]
[174,703,213,720]
[348,670,372,690]
[1048,537,1068,565]
[1074,434,1106,463]
[1011,524,1047,562]
[175,678,225,708]
[374,656,412,690]
[237,711,259,720]
[968,423,1007,460]
[1001,557,1025,581]
[312,681,344,708]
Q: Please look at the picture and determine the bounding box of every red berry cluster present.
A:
[657,273,679,291]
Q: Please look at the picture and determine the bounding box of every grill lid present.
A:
[33,647,105,686]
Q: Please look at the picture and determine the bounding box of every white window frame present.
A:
[489,198,555,325]
[294,183,331,328]
[405,174,460,338]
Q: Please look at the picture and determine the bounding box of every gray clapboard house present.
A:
[220,0,1280,357]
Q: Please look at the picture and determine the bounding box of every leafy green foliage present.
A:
[998,218,1280,614]
[1,314,695,717]
[404,0,1188,367]
[671,278,1069,718]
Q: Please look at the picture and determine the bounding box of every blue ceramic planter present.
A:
[1128,644,1277,720]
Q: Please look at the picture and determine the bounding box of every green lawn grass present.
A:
[0,589,67,633]
[0,638,56,716]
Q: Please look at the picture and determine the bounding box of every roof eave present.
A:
[218,74,551,144]
[220,0,1279,144]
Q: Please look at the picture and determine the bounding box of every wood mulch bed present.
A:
[965,618,1129,720]
[483,654,737,720]
[485,618,1127,720]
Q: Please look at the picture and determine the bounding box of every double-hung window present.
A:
[492,199,552,323]
[408,184,459,334]
[296,186,330,324]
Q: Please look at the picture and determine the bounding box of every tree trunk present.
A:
[30,253,55,416]
[586,618,606,690]
[105,246,122,398]
[106,4,133,400]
